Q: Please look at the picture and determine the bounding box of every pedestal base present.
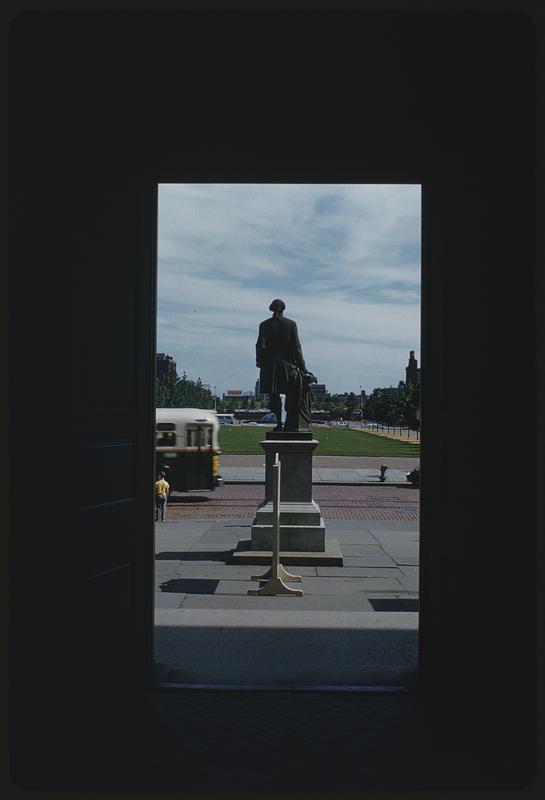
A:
[249,433,327,553]
[251,499,325,551]
[230,538,344,566]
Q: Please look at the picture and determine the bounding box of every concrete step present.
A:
[253,499,322,525]
[230,537,344,566]
[154,608,418,688]
[250,522,326,551]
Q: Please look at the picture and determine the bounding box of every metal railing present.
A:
[354,419,420,440]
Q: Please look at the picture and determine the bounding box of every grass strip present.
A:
[219,425,421,456]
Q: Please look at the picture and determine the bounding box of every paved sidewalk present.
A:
[154,517,419,687]
[220,454,420,485]
[222,466,410,483]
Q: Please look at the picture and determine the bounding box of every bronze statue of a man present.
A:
[255,299,316,432]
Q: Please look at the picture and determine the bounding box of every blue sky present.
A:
[157,183,421,396]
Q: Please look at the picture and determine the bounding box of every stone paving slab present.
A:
[329,530,382,544]
[366,521,419,530]
[396,567,419,592]
[154,536,207,553]
[177,594,379,611]
[299,576,406,593]
[331,544,398,564]
[172,563,318,579]
[370,542,419,562]
[208,522,253,531]
[173,558,236,566]
[154,562,181,576]
[371,530,419,544]
[211,576,406,596]
[320,519,409,530]
[154,592,187,609]
[188,541,233,551]
[341,556,397,567]
[316,566,405,578]
[198,530,247,543]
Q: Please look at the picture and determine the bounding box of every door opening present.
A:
[153,182,421,689]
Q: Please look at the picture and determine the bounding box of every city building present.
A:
[313,384,328,396]
[156,352,177,379]
[223,389,255,405]
[405,350,419,386]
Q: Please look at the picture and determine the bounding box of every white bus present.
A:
[156,408,223,492]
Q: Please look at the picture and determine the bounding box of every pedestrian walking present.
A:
[155,470,170,522]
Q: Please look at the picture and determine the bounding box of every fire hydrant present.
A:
[379,464,388,482]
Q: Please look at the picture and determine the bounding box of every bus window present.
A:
[187,425,213,447]
[157,430,176,447]
[186,426,198,447]
[156,422,176,447]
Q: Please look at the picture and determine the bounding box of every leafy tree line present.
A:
[362,383,420,429]
[156,366,420,428]
[155,368,215,409]
[313,384,420,428]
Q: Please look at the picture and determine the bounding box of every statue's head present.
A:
[269,299,286,314]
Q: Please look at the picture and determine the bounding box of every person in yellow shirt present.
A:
[155,471,170,522]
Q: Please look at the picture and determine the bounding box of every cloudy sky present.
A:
[157,183,421,396]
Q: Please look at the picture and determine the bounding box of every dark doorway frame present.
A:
[8,9,536,790]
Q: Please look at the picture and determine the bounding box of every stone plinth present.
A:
[262,430,316,503]
[250,430,326,552]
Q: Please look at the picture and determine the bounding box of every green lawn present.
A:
[219,425,420,456]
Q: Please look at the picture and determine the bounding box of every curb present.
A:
[222,480,417,488]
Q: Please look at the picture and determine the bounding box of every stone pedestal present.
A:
[250,431,326,552]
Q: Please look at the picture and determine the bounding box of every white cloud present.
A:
[157,183,421,394]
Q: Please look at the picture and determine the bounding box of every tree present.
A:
[363,383,420,428]
[155,367,180,408]
[155,369,214,409]
[399,381,421,429]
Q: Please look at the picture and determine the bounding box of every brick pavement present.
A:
[166,484,420,521]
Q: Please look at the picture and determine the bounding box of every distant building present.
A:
[255,379,269,403]
[313,384,328,396]
[223,389,254,406]
[156,352,177,379]
[405,351,419,386]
